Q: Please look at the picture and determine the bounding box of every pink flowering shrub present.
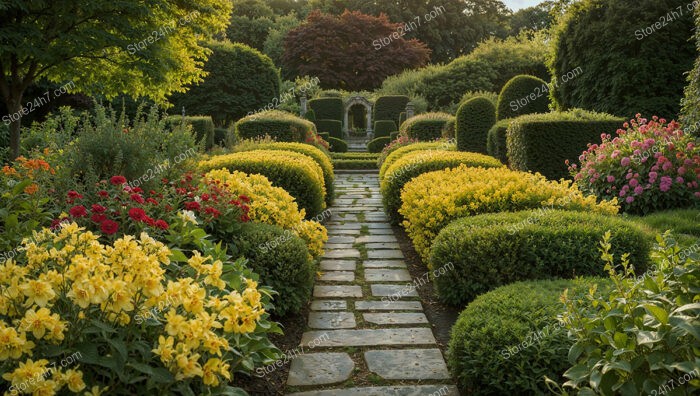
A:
[570,114,700,214]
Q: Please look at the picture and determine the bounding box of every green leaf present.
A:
[169,248,189,263]
[644,304,669,325]
[602,360,631,374]
[564,363,590,383]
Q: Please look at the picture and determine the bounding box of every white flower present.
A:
[177,210,198,225]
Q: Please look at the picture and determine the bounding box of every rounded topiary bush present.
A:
[456,97,496,153]
[373,120,397,138]
[430,209,650,305]
[328,137,348,153]
[199,149,326,217]
[170,42,280,127]
[309,97,343,121]
[378,141,455,179]
[400,112,455,141]
[381,150,503,224]
[496,75,549,120]
[235,110,316,142]
[448,278,605,395]
[486,119,511,164]
[373,96,410,127]
[232,222,315,316]
[233,142,335,206]
[314,119,343,139]
[400,165,620,260]
[367,136,391,153]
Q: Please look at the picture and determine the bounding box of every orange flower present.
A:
[24,183,39,195]
[1,165,18,177]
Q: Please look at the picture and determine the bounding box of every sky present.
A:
[503,0,542,10]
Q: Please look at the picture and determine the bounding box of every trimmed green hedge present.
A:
[367,136,391,153]
[318,132,330,141]
[400,112,455,141]
[314,119,343,139]
[379,141,456,179]
[430,209,650,306]
[304,108,316,121]
[199,149,326,217]
[456,97,496,153]
[332,159,377,170]
[214,128,228,147]
[496,75,550,120]
[507,110,624,180]
[233,142,335,206]
[448,278,605,395]
[373,95,410,127]
[165,115,215,149]
[389,131,399,141]
[331,152,380,160]
[309,98,343,121]
[232,222,314,316]
[398,112,407,129]
[235,110,315,142]
[328,137,348,153]
[381,150,503,224]
[486,119,511,164]
[373,120,397,138]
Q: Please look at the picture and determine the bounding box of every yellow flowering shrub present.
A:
[0,222,280,395]
[400,165,620,260]
[204,169,327,258]
[378,141,455,179]
[199,149,327,217]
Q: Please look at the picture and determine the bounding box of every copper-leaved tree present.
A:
[282,10,431,91]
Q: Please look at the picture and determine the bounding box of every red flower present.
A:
[130,194,145,204]
[67,190,83,199]
[128,208,147,221]
[144,216,156,227]
[204,207,221,218]
[97,190,109,198]
[154,220,169,230]
[110,176,127,185]
[240,214,250,222]
[164,204,174,212]
[69,205,88,218]
[239,194,250,203]
[91,204,107,213]
[241,205,250,214]
[175,188,187,195]
[50,218,68,230]
[184,201,201,210]
[132,187,143,193]
[201,194,210,202]
[146,198,159,205]
[100,220,119,235]
[91,213,107,223]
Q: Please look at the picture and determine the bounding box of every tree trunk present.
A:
[6,90,23,160]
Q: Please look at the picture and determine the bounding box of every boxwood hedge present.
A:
[233,142,334,206]
[199,149,326,217]
[165,115,215,150]
[314,119,343,139]
[328,137,348,153]
[235,110,316,142]
[507,110,624,180]
[373,95,410,127]
[381,150,503,224]
[486,119,512,164]
[231,222,314,316]
[373,120,397,138]
[367,136,391,153]
[496,74,550,120]
[400,112,455,141]
[430,209,650,305]
[378,141,455,179]
[448,278,606,395]
[456,97,496,153]
[309,97,343,121]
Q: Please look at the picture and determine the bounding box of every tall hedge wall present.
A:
[309,98,344,121]
[507,110,624,180]
[456,97,496,153]
[373,95,410,127]
[314,119,343,139]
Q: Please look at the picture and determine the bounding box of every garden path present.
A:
[285,172,458,396]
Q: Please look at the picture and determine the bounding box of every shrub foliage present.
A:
[456,97,496,153]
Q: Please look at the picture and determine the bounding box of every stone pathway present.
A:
[286,172,457,396]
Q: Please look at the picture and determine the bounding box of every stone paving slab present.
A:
[287,353,354,386]
[320,260,356,271]
[364,269,412,282]
[364,242,401,250]
[363,312,429,325]
[371,284,418,297]
[319,271,355,282]
[288,385,459,396]
[364,349,450,380]
[314,285,362,298]
[356,235,398,243]
[363,260,407,268]
[300,328,436,347]
[308,312,356,329]
[355,301,423,311]
[367,250,404,259]
[311,300,347,311]
[323,249,361,259]
[327,236,356,244]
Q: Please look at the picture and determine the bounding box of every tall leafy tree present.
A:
[507,1,555,35]
[0,0,231,158]
[282,10,431,90]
